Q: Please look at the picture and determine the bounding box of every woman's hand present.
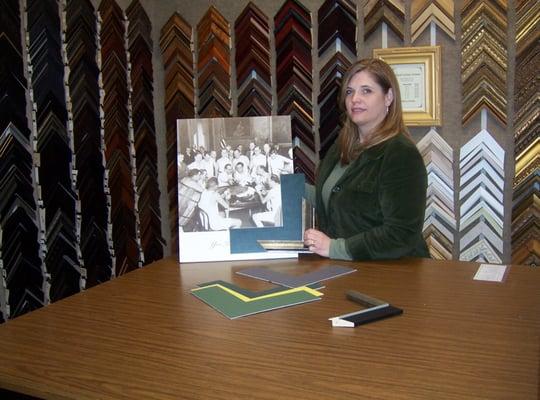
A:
[303,229,331,257]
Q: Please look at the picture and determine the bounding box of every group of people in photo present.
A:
[178,141,293,231]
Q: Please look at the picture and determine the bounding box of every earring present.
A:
[386,106,389,114]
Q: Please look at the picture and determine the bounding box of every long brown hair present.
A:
[337,58,411,164]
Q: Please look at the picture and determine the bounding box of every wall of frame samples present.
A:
[0,0,537,322]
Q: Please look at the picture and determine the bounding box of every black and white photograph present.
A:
[177,116,293,233]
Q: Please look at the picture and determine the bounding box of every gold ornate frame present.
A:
[373,46,442,126]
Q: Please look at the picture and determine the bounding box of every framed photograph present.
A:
[177,116,296,262]
[373,46,442,126]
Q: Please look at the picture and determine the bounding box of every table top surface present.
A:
[0,256,538,400]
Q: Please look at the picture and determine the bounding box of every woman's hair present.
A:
[337,58,411,164]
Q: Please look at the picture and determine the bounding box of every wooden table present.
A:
[0,257,538,399]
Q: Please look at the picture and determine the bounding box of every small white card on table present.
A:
[473,264,507,282]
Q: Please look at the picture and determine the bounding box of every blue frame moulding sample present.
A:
[329,290,403,327]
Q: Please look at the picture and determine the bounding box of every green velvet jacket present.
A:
[315,134,430,260]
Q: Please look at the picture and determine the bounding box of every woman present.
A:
[303,58,429,260]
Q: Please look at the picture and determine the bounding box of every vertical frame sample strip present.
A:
[99,0,140,276]
[417,129,456,260]
[511,0,539,266]
[159,12,195,253]
[275,0,315,182]
[363,0,405,41]
[459,130,505,263]
[0,0,44,320]
[27,0,82,302]
[461,0,508,126]
[411,2,456,260]
[317,0,357,158]
[126,0,164,263]
[65,0,113,287]
[411,0,456,43]
[197,6,232,118]
[235,2,272,117]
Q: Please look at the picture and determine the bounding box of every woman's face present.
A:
[345,70,393,135]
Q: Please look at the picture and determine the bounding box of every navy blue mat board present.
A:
[230,173,305,253]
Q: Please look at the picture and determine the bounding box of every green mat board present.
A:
[191,284,322,319]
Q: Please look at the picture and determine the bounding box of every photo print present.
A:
[177,116,294,262]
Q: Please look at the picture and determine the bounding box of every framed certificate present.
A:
[373,46,442,126]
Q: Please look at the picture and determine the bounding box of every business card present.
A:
[473,264,507,282]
